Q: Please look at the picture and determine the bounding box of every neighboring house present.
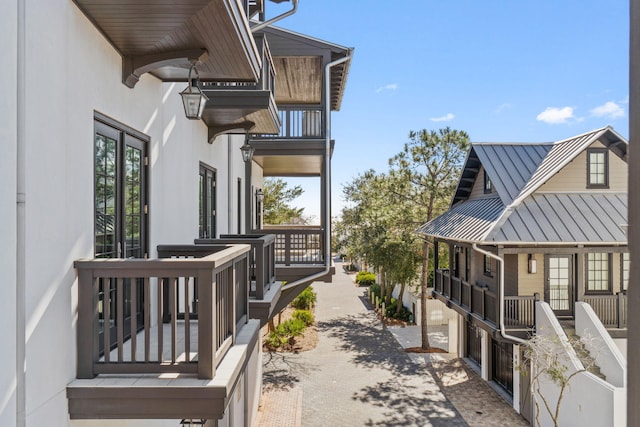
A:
[418,127,628,425]
[1,1,351,427]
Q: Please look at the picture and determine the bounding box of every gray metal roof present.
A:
[473,143,552,205]
[487,193,627,244]
[513,128,608,204]
[416,197,504,242]
[419,127,629,246]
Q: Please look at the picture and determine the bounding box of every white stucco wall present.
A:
[534,302,626,427]
[8,1,254,426]
[0,2,18,426]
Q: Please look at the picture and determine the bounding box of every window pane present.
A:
[587,253,609,291]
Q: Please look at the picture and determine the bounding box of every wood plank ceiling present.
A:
[73,0,261,82]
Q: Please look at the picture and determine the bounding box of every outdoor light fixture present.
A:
[180,419,206,427]
[180,64,208,120]
[240,137,255,162]
[256,188,264,203]
[528,254,537,274]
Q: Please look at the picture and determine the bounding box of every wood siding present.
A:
[468,167,495,200]
[517,253,544,296]
[539,141,627,192]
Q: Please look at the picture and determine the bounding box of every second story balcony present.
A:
[201,33,280,139]
[433,268,628,340]
[68,243,261,421]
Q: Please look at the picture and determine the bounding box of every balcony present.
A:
[67,244,261,420]
[250,106,332,177]
[434,269,537,334]
[194,235,279,325]
[201,34,280,138]
[433,269,629,337]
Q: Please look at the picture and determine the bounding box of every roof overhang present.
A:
[257,26,353,110]
[73,0,262,87]
[251,139,334,176]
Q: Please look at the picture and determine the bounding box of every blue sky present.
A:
[266,1,629,222]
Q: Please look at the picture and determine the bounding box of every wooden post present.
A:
[197,267,215,379]
[76,265,98,379]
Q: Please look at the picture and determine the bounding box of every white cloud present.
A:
[495,103,513,113]
[375,83,398,93]
[430,113,455,122]
[590,101,625,119]
[536,106,575,124]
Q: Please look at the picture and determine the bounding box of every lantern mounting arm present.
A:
[208,121,255,144]
[123,48,209,88]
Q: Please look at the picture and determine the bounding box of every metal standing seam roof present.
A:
[418,127,629,245]
[487,193,627,244]
[416,197,504,242]
[512,127,610,205]
[473,143,552,205]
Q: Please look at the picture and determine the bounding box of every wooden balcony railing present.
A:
[582,293,628,328]
[252,106,325,139]
[202,34,275,96]
[195,234,276,300]
[74,244,250,380]
[435,269,629,331]
[258,227,324,265]
[434,269,536,329]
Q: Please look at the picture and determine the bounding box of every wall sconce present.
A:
[180,64,208,120]
[240,139,255,162]
[180,419,206,427]
[256,188,264,203]
[528,254,537,274]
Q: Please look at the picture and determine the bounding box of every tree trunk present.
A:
[396,283,406,314]
[421,239,430,349]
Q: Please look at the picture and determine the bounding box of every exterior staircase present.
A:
[560,321,606,381]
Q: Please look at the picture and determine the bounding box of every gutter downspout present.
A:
[251,0,298,33]
[471,244,526,345]
[281,49,353,291]
[16,0,26,426]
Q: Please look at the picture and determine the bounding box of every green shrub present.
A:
[356,271,376,286]
[384,298,413,321]
[266,318,307,349]
[291,286,317,310]
[292,309,314,326]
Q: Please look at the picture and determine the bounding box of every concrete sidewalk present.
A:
[256,263,528,426]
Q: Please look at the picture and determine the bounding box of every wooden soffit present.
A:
[273,56,322,104]
[73,0,261,87]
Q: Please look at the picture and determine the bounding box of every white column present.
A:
[481,329,490,381]
[512,344,521,414]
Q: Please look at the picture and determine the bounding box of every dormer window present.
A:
[484,170,493,194]
[587,148,608,188]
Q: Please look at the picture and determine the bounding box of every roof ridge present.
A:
[507,127,613,208]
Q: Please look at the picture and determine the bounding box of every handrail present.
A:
[251,106,325,139]
[255,228,324,265]
[195,235,276,300]
[74,244,250,380]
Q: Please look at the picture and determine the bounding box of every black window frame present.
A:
[199,163,217,239]
[484,170,493,194]
[586,252,612,294]
[587,148,609,189]
[483,255,493,277]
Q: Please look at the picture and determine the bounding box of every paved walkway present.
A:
[255,263,528,427]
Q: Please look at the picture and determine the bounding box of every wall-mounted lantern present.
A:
[180,64,208,120]
[528,254,537,274]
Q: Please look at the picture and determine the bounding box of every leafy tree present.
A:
[388,127,470,348]
[518,332,600,427]
[262,178,304,225]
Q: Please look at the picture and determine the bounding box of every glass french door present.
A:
[546,255,573,316]
[94,118,148,353]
